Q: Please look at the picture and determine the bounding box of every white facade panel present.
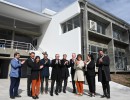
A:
[37,1,81,60]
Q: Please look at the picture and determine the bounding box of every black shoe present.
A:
[55,91,59,95]
[50,92,53,96]
[15,95,21,98]
[106,94,110,99]
[10,96,15,99]
[32,96,36,99]
[59,90,62,93]
[63,90,66,93]
[36,95,39,99]
[101,95,106,98]
[73,90,76,93]
[28,94,32,97]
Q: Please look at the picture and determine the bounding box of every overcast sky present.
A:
[4,0,130,23]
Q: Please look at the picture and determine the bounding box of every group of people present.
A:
[9,50,111,99]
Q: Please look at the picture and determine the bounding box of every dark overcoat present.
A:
[96,55,111,82]
[60,59,70,79]
[51,59,61,81]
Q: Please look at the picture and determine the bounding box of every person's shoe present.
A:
[32,96,36,99]
[101,95,106,98]
[10,96,15,99]
[59,89,62,93]
[92,93,95,97]
[79,93,83,96]
[28,94,32,97]
[73,89,76,93]
[36,95,39,99]
[50,92,53,96]
[45,91,48,94]
[63,90,66,93]
[106,94,110,99]
[55,91,59,95]
[15,95,21,98]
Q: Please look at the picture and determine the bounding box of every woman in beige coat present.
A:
[74,54,85,96]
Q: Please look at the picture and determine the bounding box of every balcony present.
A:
[0,39,36,58]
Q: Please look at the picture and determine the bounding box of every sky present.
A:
[4,0,130,24]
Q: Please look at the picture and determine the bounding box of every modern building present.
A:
[0,0,130,78]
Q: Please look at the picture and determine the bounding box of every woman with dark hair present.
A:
[74,54,85,96]
[31,56,43,99]
[84,54,96,97]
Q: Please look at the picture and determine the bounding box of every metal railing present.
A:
[0,39,36,51]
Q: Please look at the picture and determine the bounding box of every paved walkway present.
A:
[0,77,130,100]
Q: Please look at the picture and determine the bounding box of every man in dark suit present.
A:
[96,50,111,99]
[59,54,69,93]
[50,54,61,96]
[69,53,76,93]
[26,52,35,97]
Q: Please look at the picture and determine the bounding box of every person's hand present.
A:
[65,61,68,65]
[99,58,103,63]
[40,65,44,69]
[84,61,87,65]
[76,61,80,65]
[21,60,25,64]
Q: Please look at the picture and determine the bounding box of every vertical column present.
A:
[108,22,116,72]
[108,40,116,72]
[79,0,89,60]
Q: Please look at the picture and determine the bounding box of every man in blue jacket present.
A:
[40,52,51,94]
[9,52,25,99]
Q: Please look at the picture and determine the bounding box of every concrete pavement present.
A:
[0,77,130,100]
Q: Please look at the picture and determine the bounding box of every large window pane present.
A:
[91,45,96,52]
[97,24,102,34]
[73,16,80,28]
[103,48,108,54]
[67,19,73,31]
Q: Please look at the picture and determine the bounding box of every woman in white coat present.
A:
[74,54,85,96]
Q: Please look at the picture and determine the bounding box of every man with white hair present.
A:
[50,54,61,96]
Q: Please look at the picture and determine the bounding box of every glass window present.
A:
[62,23,67,33]
[97,24,102,34]
[97,47,102,52]
[67,19,73,31]
[73,16,80,28]
[103,48,108,54]
[91,45,96,52]
[61,15,80,34]
[113,30,120,40]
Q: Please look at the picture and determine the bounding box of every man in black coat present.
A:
[69,53,76,93]
[96,50,111,99]
[59,54,69,93]
[50,54,61,96]
[26,52,35,97]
